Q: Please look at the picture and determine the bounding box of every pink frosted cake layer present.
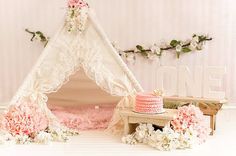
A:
[136,93,162,102]
[135,92,164,114]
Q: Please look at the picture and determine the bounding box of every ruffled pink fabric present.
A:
[50,104,115,131]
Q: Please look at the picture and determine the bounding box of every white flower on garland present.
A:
[150,44,162,55]
[190,36,199,50]
[197,42,205,50]
[175,44,182,52]
[192,36,199,43]
[34,33,42,41]
[190,41,198,50]
[125,54,136,63]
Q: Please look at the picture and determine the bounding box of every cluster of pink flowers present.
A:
[171,105,210,143]
[68,0,88,8]
[3,101,49,136]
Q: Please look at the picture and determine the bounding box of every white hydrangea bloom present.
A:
[15,134,31,144]
[146,123,154,132]
[34,131,52,144]
[50,128,68,142]
[122,123,199,151]
[121,134,137,145]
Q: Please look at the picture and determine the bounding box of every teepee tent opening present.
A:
[47,69,121,107]
[47,69,122,131]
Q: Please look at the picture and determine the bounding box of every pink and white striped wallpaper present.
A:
[0,0,236,104]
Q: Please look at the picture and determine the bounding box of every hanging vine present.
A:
[25,29,212,59]
[114,34,212,59]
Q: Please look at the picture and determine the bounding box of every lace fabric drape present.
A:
[9,10,143,132]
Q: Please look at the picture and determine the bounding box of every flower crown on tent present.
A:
[66,0,89,33]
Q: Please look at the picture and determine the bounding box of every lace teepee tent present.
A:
[7,1,143,136]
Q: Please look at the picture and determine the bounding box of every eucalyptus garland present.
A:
[115,34,212,59]
[25,29,212,59]
[25,29,49,47]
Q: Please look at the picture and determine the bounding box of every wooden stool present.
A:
[120,109,178,135]
[164,96,227,135]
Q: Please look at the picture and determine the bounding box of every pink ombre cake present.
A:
[134,92,164,114]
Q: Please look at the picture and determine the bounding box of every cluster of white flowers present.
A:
[66,7,89,33]
[122,123,199,151]
[0,127,79,145]
[175,35,206,55]
[34,131,52,144]
[0,130,32,145]
[48,128,69,142]
[15,134,31,144]
[121,133,137,145]
[190,36,205,50]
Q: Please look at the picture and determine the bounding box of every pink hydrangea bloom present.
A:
[4,101,49,136]
[68,0,87,8]
[171,105,210,143]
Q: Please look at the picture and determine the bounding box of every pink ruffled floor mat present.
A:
[50,105,115,131]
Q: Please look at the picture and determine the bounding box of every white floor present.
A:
[1,109,236,156]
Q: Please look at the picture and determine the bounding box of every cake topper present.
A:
[153,89,163,96]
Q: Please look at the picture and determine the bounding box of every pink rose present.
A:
[68,0,87,8]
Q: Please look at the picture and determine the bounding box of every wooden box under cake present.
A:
[120,109,177,135]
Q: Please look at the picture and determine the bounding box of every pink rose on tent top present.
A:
[68,0,88,8]
[4,101,49,136]
[171,105,210,143]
